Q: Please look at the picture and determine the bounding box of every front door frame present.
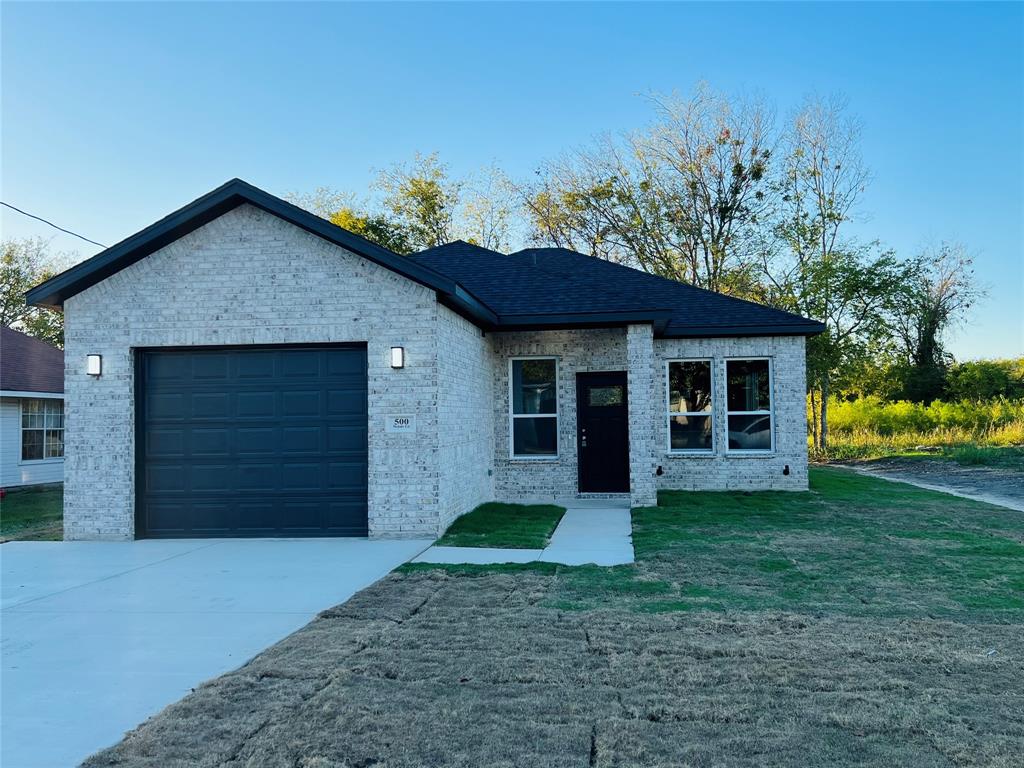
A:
[576,370,630,494]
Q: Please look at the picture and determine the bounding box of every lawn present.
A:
[435,501,566,548]
[85,468,1023,767]
[0,486,63,542]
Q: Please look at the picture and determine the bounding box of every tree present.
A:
[327,207,414,255]
[524,84,773,295]
[946,358,1024,401]
[1,238,66,347]
[764,96,905,451]
[377,152,461,250]
[461,165,519,252]
[889,243,984,402]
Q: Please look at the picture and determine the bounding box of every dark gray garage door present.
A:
[137,346,368,538]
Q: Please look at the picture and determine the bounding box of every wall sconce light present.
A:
[86,354,103,377]
[390,347,405,369]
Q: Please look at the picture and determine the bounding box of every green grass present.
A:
[434,501,565,549]
[409,467,1024,619]
[0,486,63,541]
[826,442,1024,468]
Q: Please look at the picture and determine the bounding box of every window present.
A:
[21,399,64,461]
[667,360,714,452]
[726,359,773,451]
[510,358,558,457]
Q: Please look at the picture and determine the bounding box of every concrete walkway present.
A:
[1,537,430,768]
[413,505,634,566]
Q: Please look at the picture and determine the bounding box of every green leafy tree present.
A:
[1,238,67,347]
[377,152,461,250]
[946,359,1024,401]
[889,243,984,402]
[327,207,414,255]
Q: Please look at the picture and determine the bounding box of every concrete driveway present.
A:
[1,537,430,768]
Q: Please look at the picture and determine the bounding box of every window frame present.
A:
[20,397,65,464]
[724,357,775,455]
[508,356,559,460]
[665,358,715,455]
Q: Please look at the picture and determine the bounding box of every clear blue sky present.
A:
[2,1,1021,359]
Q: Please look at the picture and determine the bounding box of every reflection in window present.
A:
[511,359,557,456]
[21,399,64,461]
[588,386,624,407]
[726,359,773,451]
[668,361,713,452]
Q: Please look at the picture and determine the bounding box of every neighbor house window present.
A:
[21,399,64,461]
[726,359,773,452]
[510,358,558,457]
[667,360,713,452]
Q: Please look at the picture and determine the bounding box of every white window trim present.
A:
[509,356,559,460]
[724,357,775,455]
[666,358,715,455]
[19,398,65,464]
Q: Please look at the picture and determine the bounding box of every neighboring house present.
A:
[26,179,823,541]
[0,326,65,488]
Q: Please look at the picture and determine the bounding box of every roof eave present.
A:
[660,322,826,338]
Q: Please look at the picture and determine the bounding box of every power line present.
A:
[1,201,107,248]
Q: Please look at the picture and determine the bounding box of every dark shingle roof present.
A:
[0,326,64,394]
[410,242,823,337]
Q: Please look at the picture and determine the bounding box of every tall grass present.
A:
[813,396,1024,461]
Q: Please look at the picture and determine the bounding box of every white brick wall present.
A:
[490,329,630,501]
[653,336,809,491]
[436,306,494,531]
[61,204,810,540]
[63,204,445,539]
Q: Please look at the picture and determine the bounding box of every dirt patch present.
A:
[842,458,1024,511]
[85,569,1024,768]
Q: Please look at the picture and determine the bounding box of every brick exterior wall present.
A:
[490,329,630,502]
[62,204,446,539]
[61,204,809,540]
[653,335,809,491]
[436,306,494,530]
[626,324,658,506]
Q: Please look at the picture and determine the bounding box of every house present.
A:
[26,179,824,540]
[0,326,65,488]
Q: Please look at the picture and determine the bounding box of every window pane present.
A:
[22,412,44,429]
[23,399,42,414]
[45,429,65,458]
[670,415,713,451]
[588,385,624,407]
[726,360,771,412]
[513,417,557,456]
[728,414,772,450]
[512,359,556,414]
[22,430,44,460]
[669,361,712,413]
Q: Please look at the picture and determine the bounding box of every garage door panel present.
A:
[236,427,278,454]
[237,391,276,418]
[192,392,231,419]
[139,346,368,538]
[282,390,320,417]
[282,426,320,453]
[192,354,229,380]
[191,428,230,456]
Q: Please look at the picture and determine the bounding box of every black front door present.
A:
[576,371,630,493]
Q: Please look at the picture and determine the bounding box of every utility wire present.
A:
[1,201,107,248]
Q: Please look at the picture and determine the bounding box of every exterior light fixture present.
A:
[86,354,103,376]
[390,347,405,369]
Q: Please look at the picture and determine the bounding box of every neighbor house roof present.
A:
[26,179,823,338]
[0,326,64,394]
[411,242,824,337]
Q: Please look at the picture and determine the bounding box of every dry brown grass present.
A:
[84,470,1024,767]
[85,569,1023,767]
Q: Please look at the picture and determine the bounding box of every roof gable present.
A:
[0,326,64,394]
[25,179,496,326]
